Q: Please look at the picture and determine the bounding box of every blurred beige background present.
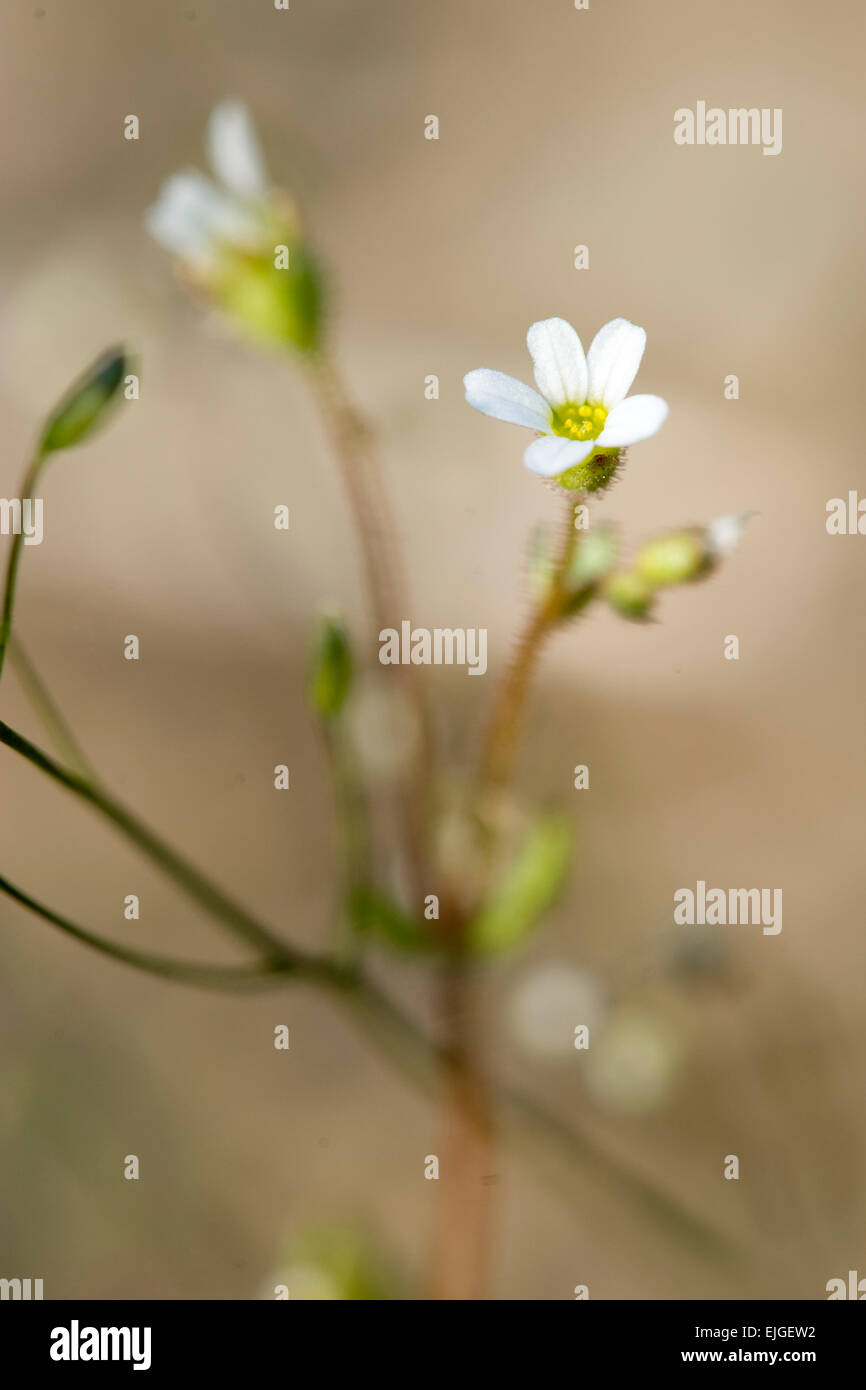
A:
[0,0,864,1298]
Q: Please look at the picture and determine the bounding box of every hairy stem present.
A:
[478,493,580,794]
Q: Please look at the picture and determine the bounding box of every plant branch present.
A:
[8,636,100,784]
[0,841,741,1269]
[0,718,294,961]
[0,872,334,991]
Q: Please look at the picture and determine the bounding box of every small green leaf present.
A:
[39,347,129,455]
[309,614,353,718]
[351,886,432,954]
[467,814,572,955]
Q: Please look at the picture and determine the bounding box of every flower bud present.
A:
[39,347,128,456]
[308,614,353,718]
[603,570,654,621]
[634,530,707,587]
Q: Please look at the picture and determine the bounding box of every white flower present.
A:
[705,511,754,557]
[146,100,271,271]
[464,316,668,480]
[509,962,606,1059]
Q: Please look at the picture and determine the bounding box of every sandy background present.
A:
[0,0,863,1298]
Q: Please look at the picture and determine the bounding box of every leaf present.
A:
[351,886,433,954]
[467,814,572,956]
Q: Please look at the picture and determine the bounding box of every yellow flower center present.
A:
[551,401,608,443]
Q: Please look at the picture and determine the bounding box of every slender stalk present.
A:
[320,717,370,964]
[0,872,334,991]
[0,719,294,962]
[478,493,580,793]
[0,840,742,1269]
[8,636,100,784]
[0,453,44,683]
[429,962,497,1299]
[306,351,434,905]
[425,497,584,1296]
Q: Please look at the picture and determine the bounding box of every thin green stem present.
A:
[0,453,44,683]
[8,636,100,784]
[0,838,742,1269]
[0,872,324,991]
[0,718,293,961]
[321,718,370,964]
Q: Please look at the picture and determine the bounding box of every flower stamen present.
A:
[552,401,608,443]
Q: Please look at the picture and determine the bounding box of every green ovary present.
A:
[551,400,608,443]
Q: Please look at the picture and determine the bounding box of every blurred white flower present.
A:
[146,101,322,352]
[509,962,606,1058]
[464,317,668,480]
[344,679,420,783]
[146,100,271,272]
[584,1005,685,1114]
[705,511,754,557]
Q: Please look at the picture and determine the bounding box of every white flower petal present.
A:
[463,369,551,430]
[597,394,668,447]
[526,318,588,408]
[523,435,594,478]
[587,318,647,408]
[151,169,265,257]
[145,171,223,263]
[207,100,269,199]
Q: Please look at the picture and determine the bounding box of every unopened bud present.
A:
[635,531,707,587]
[603,570,654,621]
[39,347,129,455]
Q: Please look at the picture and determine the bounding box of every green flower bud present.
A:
[308,614,353,718]
[603,570,654,621]
[39,347,128,456]
[635,531,707,587]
